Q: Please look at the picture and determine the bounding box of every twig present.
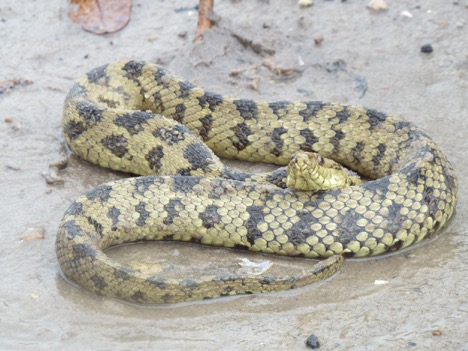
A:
[195,0,214,41]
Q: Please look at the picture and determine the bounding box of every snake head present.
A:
[286,151,359,191]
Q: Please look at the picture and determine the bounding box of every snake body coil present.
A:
[56,61,457,303]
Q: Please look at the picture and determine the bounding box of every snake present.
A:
[56,60,458,304]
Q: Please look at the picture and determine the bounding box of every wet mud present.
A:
[1,1,467,350]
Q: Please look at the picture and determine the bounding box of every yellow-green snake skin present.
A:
[56,61,458,304]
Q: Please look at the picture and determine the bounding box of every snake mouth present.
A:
[286,151,328,191]
[286,151,340,191]
[286,151,360,191]
[290,151,326,173]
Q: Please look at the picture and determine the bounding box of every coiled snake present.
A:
[56,61,458,303]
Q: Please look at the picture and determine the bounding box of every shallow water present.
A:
[1,1,467,350]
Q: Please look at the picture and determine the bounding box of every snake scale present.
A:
[56,61,458,304]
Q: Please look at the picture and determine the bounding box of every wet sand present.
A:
[1,1,467,350]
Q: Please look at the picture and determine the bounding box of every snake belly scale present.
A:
[56,61,457,304]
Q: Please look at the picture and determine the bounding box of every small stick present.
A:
[195,0,214,41]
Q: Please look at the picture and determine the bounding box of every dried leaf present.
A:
[69,0,132,35]
[21,227,46,241]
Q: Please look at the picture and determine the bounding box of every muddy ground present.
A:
[1,0,467,350]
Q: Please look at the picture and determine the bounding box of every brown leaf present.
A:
[69,0,132,35]
[21,227,46,241]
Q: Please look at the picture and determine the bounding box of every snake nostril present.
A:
[317,155,324,165]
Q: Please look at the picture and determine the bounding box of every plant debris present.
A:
[69,0,132,35]
[195,0,214,41]
[232,31,276,56]
[0,79,33,94]
[21,227,46,241]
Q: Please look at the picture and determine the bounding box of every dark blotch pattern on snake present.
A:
[56,61,458,304]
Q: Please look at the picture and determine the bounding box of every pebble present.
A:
[374,280,389,285]
[305,334,320,349]
[400,10,413,18]
[298,0,314,7]
[325,59,347,73]
[367,0,388,11]
[314,36,324,46]
[12,122,23,131]
[421,44,434,53]
[43,167,64,185]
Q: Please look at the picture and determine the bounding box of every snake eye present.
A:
[317,155,324,165]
